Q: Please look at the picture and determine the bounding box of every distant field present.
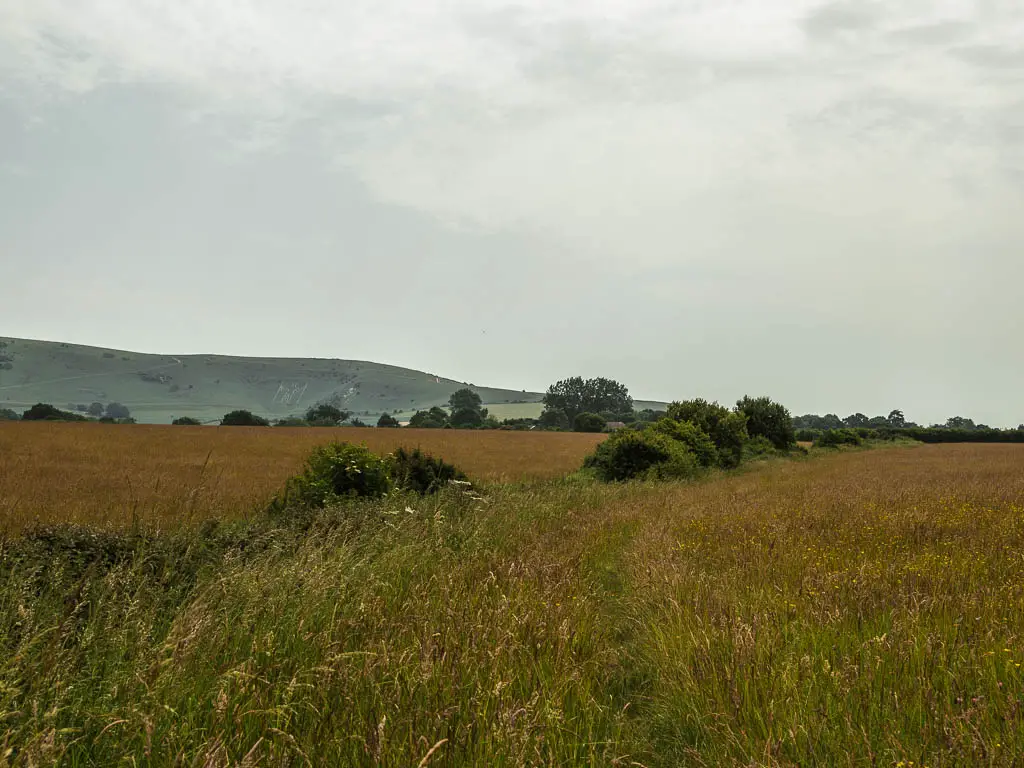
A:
[0,422,604,530]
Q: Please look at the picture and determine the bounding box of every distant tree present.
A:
[87,402,105,417]
[377,412,400,428]
[347,418,369,427]
[735,396,796,450]
[0,408,18,421]
[945,416,976,430]
[274,417,309,427]
[887,409,907,428]
[450,407,484,428]
[409,407,449,429]
[537,407,570,430]
[634,409,667,423]
[22,403,85,422]
[843,413,870,428]
[542,376,633,424]
[172,416,202,426]
[105,402,131,420]
[448,388,483,412]
[305,403,349,427]
[574,412,607,433]
[221,409,270,427]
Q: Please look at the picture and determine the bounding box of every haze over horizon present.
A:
[2,1,1022,426]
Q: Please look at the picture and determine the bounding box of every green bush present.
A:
[585,429,700,482]
[666,400,749,468]
[450,407,484,429]
[389,447,467,494]
[0,408,18,421]
[736,395,796,449]
[221,410,270,427]
[648,419,719,467]
[795,428,821,442]
[377,412,400,428]
[573,412,606,433]
[283,442,392,508]
[815,429,863,448]
[743,435,777,459]
[172,417,202,426]
[21,403,87,422]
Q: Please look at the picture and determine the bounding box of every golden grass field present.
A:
[0,422,604,531]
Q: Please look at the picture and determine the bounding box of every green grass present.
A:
[2,444,1023,765]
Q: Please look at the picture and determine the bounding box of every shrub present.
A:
[0,408,18,421]
[743,435,777,459]
[305,404,349,427]
[389,447,467,494]
[795,428,821,442]
[172,417,202,426]
[537,408,569,431]
[409,407,449,429]
[585,429,700,482]
[815,429,862,448]
[221,410,270,427]
[450,407,484,429]
[377,412,400,428]
[283,442,392,508]
[666,399,749,468]
[274,417,309,427]
[736,395,796,449]
[573,412,606,433]
[648,419,719,468]
[22,403,86,422]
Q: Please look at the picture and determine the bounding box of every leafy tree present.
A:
[87,402,105,417]
[409,407,449,429]
[450,407,484,429]
[537,407,569,430]
[22,403,86,421]
[448,388,483,412]
[666,399,749,468]
[0,408,18,421]
[347,418,369,428]
[172,417,202,426]
[377,412,400,428]
[542,377,633,425]
[736,396,796,450]
[843,413,870,428]
[305,403,349,427]
[573,412,607,433]
[105,402,131,420]
[887,409,907,428]
[221,410,270,427]
[945,416,976,430]
[274,417,310,427]
[649,419,718,468]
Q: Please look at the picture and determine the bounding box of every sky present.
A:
[1,1,1022,426]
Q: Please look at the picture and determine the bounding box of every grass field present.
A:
[1,435,1023,765]
[0,422,604,531]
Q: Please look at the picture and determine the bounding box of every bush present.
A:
[584,429,700,482]
[409,407,449,429]
[736,395,796,449]
[21,403,87,422]
[377,412,400,428]
[389,447,467,494]
[0,408,18,421]
[172,416,202,426]
[795,428,821,442]
[450,407,484,429]
[274,417,309,427]
[283,442,392,508]
[221,410,270,427]
[815,429,862,448]
[573,412,606,433]
[537,408,569,431]
[666,400,749,468]
[648,419,719,467]
[743,435,777,459]
[305,404,349,427]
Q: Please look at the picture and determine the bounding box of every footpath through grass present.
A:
[1,444,1023,765]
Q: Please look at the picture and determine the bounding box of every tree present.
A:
[377,412,400,428]
[305,403,349,427]
[87,402,105,417]
[448,388,483,412]
[945,416,976,430]
[542,376,633,424]
[172,416,202,425]
[573,412,606,433]
[409,407,449,429]
[666,399,749,468]
[887,409,907,428]
[0,408,17,421]
[843,413,870,428]
[221,410,270,427]
[22,403,85,421]
[105,402,131,420]
[537,407,569,430]
[450,407,484,428]
[736,396,796,450]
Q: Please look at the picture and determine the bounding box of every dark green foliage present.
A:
[573,412,606,433]
[221,410,270,427]
[649,419,719,468]
[104,402,131,420]
[843,413,870,428]
[348,418,369,428]
[274,417,310,427]
[743,435,778,459]
[377,412,400,428]
[500,418,538,430]
[171,417,202,426]
[585,429,700,482]
[0,408,18,421]
[736,395,796,450]
[281,442,392,508]
[537,408,569,430]
[666,400,749,468]
[795,428,821,442]
[448,388,483,412]
[389,447,467,494]
[816,429,863,447]
[21,403,87,422]
[305,403,349,427]
[409,407,449,429]
[450,407,484,429]
[793,413,844,430]
[542,376,633,424]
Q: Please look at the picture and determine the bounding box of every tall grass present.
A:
[1,444,1022,765]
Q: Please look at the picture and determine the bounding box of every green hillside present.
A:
[0,338,547,425]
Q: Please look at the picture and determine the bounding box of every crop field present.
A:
[1,437,1023,765]
[0,422,604,531]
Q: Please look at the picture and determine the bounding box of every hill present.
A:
[0,337,667,424]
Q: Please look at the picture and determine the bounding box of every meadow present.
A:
[1,429,1023,766]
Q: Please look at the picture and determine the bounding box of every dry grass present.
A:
[0,422,603,530]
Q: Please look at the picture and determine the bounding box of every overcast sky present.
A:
[1,1,1022,425]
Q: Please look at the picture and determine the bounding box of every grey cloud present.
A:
[953,45,1024,70]
[887,21,975,47]
[802,1,881,40]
